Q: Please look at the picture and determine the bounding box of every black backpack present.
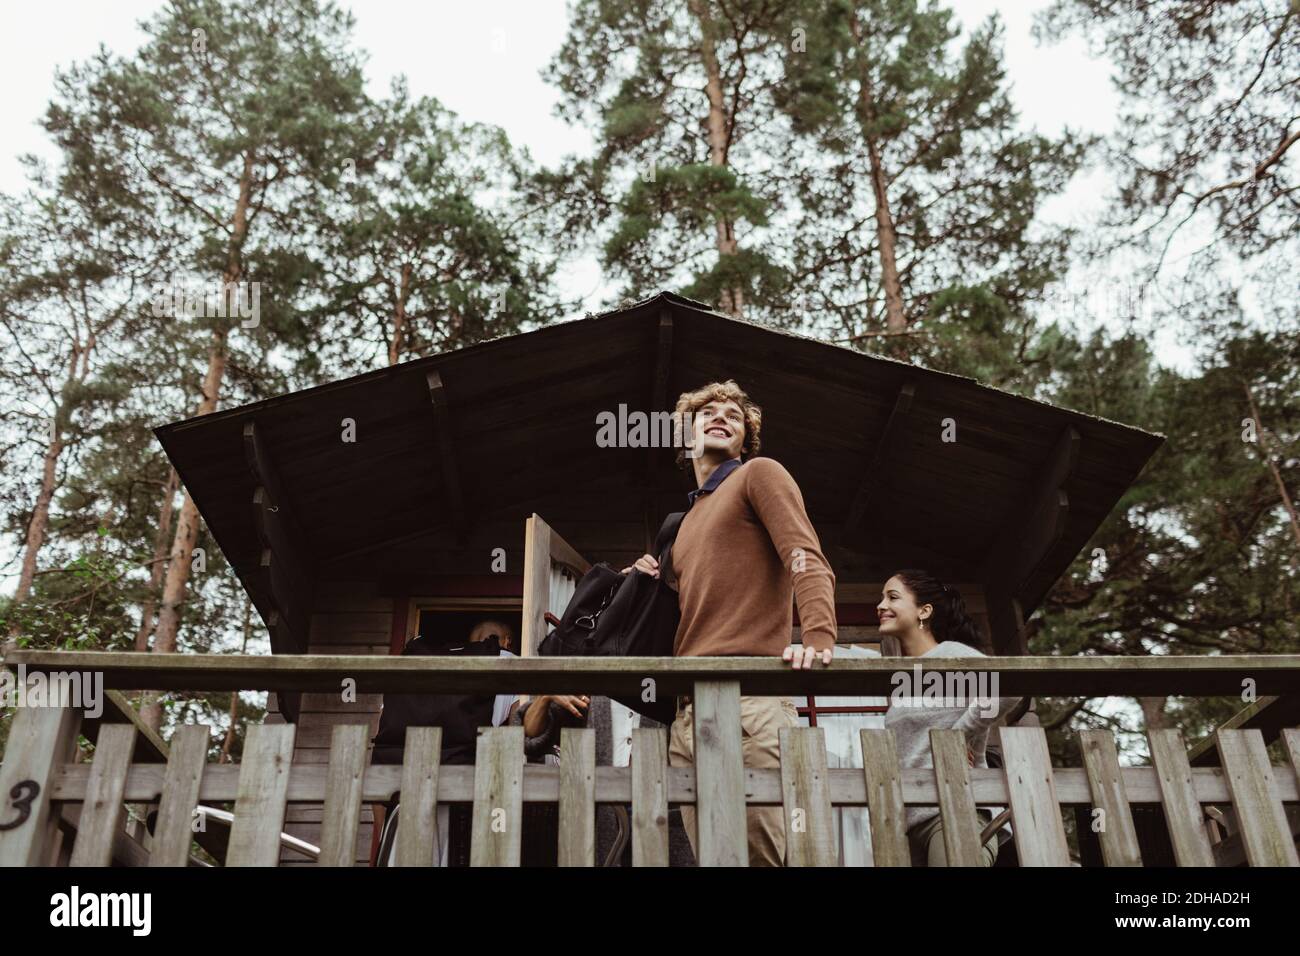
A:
[372,633,505,766]
[539,512,684,724]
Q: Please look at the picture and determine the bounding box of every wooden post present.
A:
[317,724,370,867]
[691,680,747,866]
[1001,726,1071,866]
[930,728,983,865]
[1215,728,1299,866]
[631,728,670,867]
[779,727,836,866]
[1079,729,1142,866]
[0,699,82,867]
[470,727,524,867]
[1147,729,1215,867]
[859,729,910,866]
[150,724,210,867]
[394,727,441,867]
[557,727,596,866]
[69,723,136,867]
[226,723,296,866]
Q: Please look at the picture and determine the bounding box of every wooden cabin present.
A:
[142,290,1166,865]
[3,292,1298,867]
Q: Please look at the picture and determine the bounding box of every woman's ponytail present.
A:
[892,569,985,649]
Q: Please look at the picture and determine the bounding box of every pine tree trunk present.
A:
[134,469,180,652]
[689,0,744,317]
[6,344,86,644]
[11,432,64,610]
[851,12,907,336]
[146,155,254,731]
[388,262,413,366]
[1139,696,1169,732]
[1244,381,1300,554]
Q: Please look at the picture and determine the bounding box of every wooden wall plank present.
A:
[150,725,211,867]
[69,724,137,867]
[859,729,910,866]
[779,727,836,867]
[1001,726,1071,866]
[470,727,524,866]
[1080,729,1142,867]
[692,680,748,866]
[1215,728,1299,867]
[1147,729,1215,867]
[631,728,670,867]
[394,727,441,867]
[227,724,296,867]
[930,728,983,866]
[557,727,596,867]
[317,724,370,867]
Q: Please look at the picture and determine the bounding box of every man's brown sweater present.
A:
[671,457,837,657]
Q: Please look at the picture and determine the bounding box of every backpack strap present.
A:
[653,511,686,582]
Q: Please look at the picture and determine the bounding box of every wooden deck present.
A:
[2,652,1298,867]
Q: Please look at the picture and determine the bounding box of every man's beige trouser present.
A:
[668,694,800,867]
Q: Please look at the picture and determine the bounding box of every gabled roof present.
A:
[155,290,1162,633]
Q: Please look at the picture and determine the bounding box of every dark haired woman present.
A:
[878,569,1020,866]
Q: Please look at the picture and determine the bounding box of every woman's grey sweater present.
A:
[882,640,1021,833]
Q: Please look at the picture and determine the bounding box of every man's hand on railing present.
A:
[782,641,833,669]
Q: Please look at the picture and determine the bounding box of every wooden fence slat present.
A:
[1215,728,1299,866]
[69,724,136,867]
[150,724,210,867]
[1147,729,1215,867]
[930,729,983,866]
[1001,726,1071,866]
[779,727,836,867]
[1080,729,1142,867]
[0,701,82,866]
[227,724,296,866]
[859,729,910,866]
[631,728,670,867]
[691,680,747,866]
[557,727,596,867]
[394,727,441,867]
[317,724,370,867]
[470,726,524,867]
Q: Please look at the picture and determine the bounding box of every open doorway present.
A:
[413,608,523,655]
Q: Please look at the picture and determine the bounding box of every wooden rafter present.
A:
[644,309,674,551]
[427,369,468,543]
[243,421,313,719]
[982,425,1082,600]
[844,380,915,539]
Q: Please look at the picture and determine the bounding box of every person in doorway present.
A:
[876,569,1020,866]
[625,379,838,866]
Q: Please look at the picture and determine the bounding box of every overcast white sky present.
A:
[0,1,1132,308]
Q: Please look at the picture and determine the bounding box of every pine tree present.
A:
[38,0,374,729]
[771,0,1086,379]
[544,0,805,317]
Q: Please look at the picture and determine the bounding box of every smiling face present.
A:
[877,575,931,636]
[691,398,746,460]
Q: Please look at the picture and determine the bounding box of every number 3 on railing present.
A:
[0,781,40,831]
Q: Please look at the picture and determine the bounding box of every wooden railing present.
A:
[1,651,1298,867]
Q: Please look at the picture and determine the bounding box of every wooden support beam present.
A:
[844,381,915,539]
[427,370,468,544]
[244,420,313,721]
[983,425,1081,609]
[985,588,1027,656]
[1189,694,1300,766]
